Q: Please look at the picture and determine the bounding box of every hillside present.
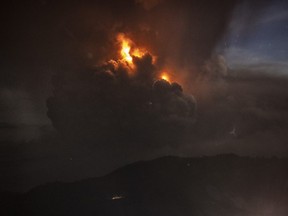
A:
[2,155,288,216]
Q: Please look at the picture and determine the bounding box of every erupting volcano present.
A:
[47,32,196,147]
[114,33,173,83]
[2,1,288,215]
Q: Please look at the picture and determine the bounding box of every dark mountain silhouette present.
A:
[2,154,288,216]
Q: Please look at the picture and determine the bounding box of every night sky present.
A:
[222,0,288,72]
[1,0,288,191]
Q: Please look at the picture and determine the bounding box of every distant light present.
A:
[111,195,124,200]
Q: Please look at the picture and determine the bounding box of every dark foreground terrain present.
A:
[1,155,288,216]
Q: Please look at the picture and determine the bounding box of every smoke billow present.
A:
[44,0,288,160]
[47,50,196,149]
[45,0,241,153]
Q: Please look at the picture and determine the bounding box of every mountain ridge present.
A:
[2,154,288,216]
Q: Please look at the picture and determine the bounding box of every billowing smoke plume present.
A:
[47,49,196,148]
[1,0,240,126]
[45,0,239,151]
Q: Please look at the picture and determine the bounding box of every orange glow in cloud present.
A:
[117,33,175,83]
[117,33,147,65]
[121,40,133,63]
[160,72,170,82]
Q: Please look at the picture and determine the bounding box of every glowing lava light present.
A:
[121,39,133,63]
[160,73,170,82]
[117,33,147,65]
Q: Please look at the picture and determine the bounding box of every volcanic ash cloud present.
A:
[47,34,196,149]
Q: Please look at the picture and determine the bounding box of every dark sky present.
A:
[1,0,288,191]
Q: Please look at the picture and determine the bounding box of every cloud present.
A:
[182,69,288,157]
[47,45,288,159]
[0,88,49,125]
[224,47,288,75]
[47,53,196,149]
[258,11,288,24]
